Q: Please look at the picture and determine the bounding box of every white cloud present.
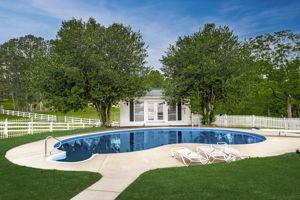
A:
[27,0,200,69]
[0,0,299,69]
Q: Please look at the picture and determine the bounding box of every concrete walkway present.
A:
[5,129,300,200]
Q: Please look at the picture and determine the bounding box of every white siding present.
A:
[119,92,192,127]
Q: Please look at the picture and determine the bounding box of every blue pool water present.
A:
[53,128,266,162]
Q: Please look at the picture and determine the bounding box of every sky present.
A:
[0,0,299,69]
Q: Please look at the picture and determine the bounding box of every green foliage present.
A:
[250,30,300,118]
[144,70,165,89]
[35,18,149,126]
[0,35,48,110]
[118,153,300,200]
[161,24,253,124]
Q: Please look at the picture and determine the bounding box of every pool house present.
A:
[119,89,192,127]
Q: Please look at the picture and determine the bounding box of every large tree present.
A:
[250,30,300,118]
[144,70,165,89]
[0,35,48,110]
[161,24,252,125]
[38,18,149,126]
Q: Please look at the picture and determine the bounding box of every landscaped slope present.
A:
[118,153,300,200]
[0,128,103,200]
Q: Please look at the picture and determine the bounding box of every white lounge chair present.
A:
[196,145,236,163]
[213,142,250,160]
[171,147,210,167]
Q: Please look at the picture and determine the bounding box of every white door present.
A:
[147,102,164,121]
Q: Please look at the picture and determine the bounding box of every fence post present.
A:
[47,115,50,122]
[64,116,67,123]
[225,114,228,127]
[67,123,70,130]
[252,115,255,127]
[28,120,31,134]
[4,119,8,138]
[50,122,53,132]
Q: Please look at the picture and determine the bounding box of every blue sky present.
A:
[0,0,299,69]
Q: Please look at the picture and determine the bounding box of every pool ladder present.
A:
[44,136,62,157]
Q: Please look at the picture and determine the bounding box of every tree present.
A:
[161,24,252,125]
[39,18,149,126]
[250,30,300,118]
[0,35,48,110]
[144,70,165,89]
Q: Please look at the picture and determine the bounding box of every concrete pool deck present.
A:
[5,128,300,200]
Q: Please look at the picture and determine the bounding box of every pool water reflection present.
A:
[54,128,266,162]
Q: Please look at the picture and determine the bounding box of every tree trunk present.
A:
[286,96,292,118]
[200,88,216,125]
[11,93,16,110]
[94,102,112,127]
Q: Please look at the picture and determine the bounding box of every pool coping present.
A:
[51,127,266,163]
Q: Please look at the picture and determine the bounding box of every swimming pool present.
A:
[52,128,266,162]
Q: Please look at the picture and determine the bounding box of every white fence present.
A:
[0,106,57,122]
[0,106,103,126]
[0,119,98,138]
[213,115,300,130]
[63,116,101,125]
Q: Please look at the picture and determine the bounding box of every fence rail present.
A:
[0,106,57,122]
[0,119,97,138]
[63,116,101,125]
[0,105,103,126]
[213,115,300,130]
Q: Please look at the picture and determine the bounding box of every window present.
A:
[168,104,177,121]
[157,103,164,120]
[148,103,155,120]
[134,101,144,121]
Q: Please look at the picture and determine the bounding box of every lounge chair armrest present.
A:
[170,147,186,157]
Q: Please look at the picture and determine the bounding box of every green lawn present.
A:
[40,106,120,122]
[0,99,15,110]
[118,153,300,200]
[1,127,299,200]
[0,114,24,120]
[0,128,104,200]
[0,99,120,122]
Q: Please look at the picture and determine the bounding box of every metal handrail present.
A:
[44,136,62,157]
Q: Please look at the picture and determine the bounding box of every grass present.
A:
[0,114,23,120]
[41,106,120,122]
[0,99,14,110]
[0,99,120,122]
[117,153,300,200]
[0,127,104,200]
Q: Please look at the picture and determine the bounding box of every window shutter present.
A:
[129,101,134,122]
[177,102,182,121]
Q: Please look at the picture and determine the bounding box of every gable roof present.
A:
[145,89,163,97]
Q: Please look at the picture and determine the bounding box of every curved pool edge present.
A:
[51,127,267,163]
